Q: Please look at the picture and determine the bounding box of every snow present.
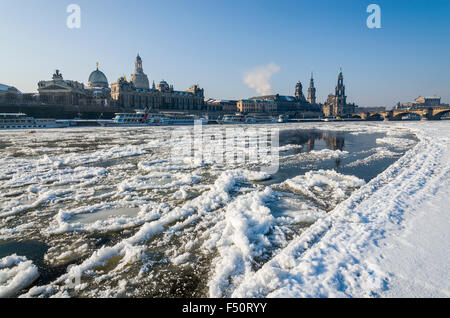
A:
[282,148,348,164]
[232,122,450,298]
[376,177,450,297]
[1,122,448,298]
[0,255,40,297]
[208,188,276,297]
[278,144,303,152]
[284,170,366,209]
[21,169,272,296]
[376,137,416,150]
[345,147,401,167]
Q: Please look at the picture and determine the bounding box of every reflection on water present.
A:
[280,129,345,152]
[271,129,416,185]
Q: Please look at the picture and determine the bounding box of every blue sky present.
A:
[0,0,449,107]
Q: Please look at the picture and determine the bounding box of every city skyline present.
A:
[1,0,449,107]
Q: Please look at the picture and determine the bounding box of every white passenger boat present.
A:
[0,113,68,130]
[219,113,278,125]
[218,114,251,125]
[165,114,208,125]
[110,112,207,126]
[110,112,150,126]
[246,114,277,124]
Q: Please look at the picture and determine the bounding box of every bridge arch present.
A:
[367,113,385,121]
[431,109,450,120]
[392,112,422,121]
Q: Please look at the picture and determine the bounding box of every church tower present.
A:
[333,69,347,115]
[307,73,316,105]
[295,81,306,101]
[131,54,150,89]
[135,55,143,73]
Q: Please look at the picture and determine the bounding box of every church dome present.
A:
[88,63,108,88]
[157,80,170,92]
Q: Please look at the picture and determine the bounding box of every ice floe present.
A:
[284,170,366,209]
[0,254,39,297]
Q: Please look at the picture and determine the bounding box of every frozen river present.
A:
[0,122,429,297]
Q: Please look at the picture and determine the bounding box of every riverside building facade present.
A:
[395,96,449,110]
[110,55,205,110]
[37,65,111,107]
[237,99,277,113]
[33,55,204,111]
[248,78,322,114]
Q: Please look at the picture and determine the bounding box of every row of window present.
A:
[0,120,33,123]
[0,125,46,129]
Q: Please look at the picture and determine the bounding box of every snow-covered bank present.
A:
[232,122,450,298]
[377,174,450,297]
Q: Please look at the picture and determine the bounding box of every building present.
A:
[88,63,109,89]
[307,73,317,105]
[37,64,111,107]
[130,54,150,89]
[250,80,321,113]
[0,83,22,103]
[110,55,205,110]
[360,107,386,112]
[237,99,277,113]
[38,70,88,105]
[86,63,111,106]
[322,70,357,117]
[294,81,306,101]
[396,96,448,110]
[205,99,238,112]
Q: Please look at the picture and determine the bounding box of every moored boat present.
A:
[108,112,208,126]
[0,113,69,130]
[218,114,249,125]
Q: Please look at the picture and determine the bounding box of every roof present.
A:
[250,95,297,102]
[277,95,296,102]
[88,69,108,86]
[0,83,22,94]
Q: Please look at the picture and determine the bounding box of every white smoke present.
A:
[244,63,280,96]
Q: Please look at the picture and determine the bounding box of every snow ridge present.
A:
[232,123,450,298]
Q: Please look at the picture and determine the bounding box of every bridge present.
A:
[352,107,450,121]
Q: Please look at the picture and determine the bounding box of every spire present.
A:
[96,62,99,70]
[308,72,316,105]
[132,54,150,89]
